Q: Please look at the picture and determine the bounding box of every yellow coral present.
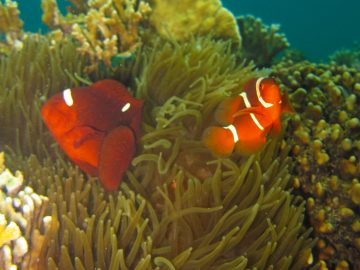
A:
[0,0,23,33]
[150,0,240,44]
[0,215,21,247]
[41,0,151,72]
[0,0,24,55]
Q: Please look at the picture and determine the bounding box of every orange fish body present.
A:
[41,79,143,191]
[203,77,292,156]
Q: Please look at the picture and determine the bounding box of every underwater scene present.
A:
[0,0,359,269]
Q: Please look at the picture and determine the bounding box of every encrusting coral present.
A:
[273,60,360,269]
[150,0,241,45]
[41,0,152,73]
[237,15,289,67]
[0,152,51,269]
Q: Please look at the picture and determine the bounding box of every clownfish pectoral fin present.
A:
[270,119,281,137]
[98,126,135,191]
[280,90,295,113]
[232,106,265,119]
[215,96,242,125]
[202,126,235,157]
[234,135,267,156]
[72,126,103,149]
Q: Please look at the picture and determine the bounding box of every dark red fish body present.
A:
[41,79,143,191]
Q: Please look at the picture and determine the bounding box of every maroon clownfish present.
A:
[203,77,293,156]
[41,79,143,191]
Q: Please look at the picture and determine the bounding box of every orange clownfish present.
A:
[203,77,293,156]
[41,79,143,191]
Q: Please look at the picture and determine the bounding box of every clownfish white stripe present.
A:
[239,92,251,108]
[121,102,131,112]
[224,124,239,143]
[63,88,74,107]
[256,77,274,108]
[239,92,264,131]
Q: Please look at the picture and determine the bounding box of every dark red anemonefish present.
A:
[203,77,293,156]
[41,79,143,191]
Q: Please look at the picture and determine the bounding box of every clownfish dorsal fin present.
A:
[232,106,265,118]
[280,90,295,113]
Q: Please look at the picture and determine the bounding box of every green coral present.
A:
[329,45,360,70]
[273,60,360,269]
[237,15,289,67]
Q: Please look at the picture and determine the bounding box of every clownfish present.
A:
[203,77,293,156]
[41,79,143,191]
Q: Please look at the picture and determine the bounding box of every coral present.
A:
[237,15,289,67]
[150,0,241,45]
[41,0,152,73]
[0,0,24,55]
[0,0,23,32]
[0,34,315,268]
[0,152,50,269]
[329,44,360,71]
[273,60,360,269]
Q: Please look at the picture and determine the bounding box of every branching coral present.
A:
[0,152,50,269]
[329,45,360,71]
[42,0,151,73]
[237,15,289,67]
[273,60,360,269]
[150,0,241,45]
[0,0,24,55]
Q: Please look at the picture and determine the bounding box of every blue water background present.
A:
[18,0,359,62]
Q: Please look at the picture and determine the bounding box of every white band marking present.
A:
[63,88,73,107]
[224,124,239,143]
[256,77,274,108]
[239,92,264,131]
[121,102,131,112]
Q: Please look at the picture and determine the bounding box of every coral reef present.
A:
[41,0,151,72]
[0,0,24,55]
[273,60,360,269]
[0,0,321,268]
[0,31,315,268]
[329,44,360,71]
[237,15,289,67]
[150,0,241,45]
[0,152,50,269]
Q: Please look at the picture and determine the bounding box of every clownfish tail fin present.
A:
[280,90,295,113]
[202,126,235,157]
